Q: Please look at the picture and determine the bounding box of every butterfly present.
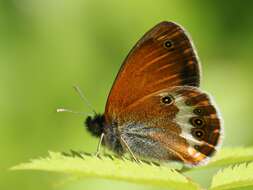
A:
[85,21,223,167]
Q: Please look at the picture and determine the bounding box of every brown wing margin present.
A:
[105,21,200,120]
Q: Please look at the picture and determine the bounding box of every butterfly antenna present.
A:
[56,108,89,115]
[73,85,97,115]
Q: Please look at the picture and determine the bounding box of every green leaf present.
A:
[194,147,253,171]
[210,162,253,190]
[11,152,201,190]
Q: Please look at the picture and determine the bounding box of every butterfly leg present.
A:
[120,136,139,163]
[95,133,104,156]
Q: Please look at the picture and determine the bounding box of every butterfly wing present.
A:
[119,86,223,166]
[105,21,200,118]
[103,21,222,166]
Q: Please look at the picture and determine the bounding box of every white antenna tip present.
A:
[56,108,89,115]
[56,108,67,113]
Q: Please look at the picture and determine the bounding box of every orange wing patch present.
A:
[105,22,200,121]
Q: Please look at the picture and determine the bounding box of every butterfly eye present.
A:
[161,95,174,105]
[164,40,173,49]
[190,117,205,127]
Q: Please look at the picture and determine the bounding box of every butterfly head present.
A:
[85,114,105,137]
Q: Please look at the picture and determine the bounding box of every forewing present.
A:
[105,21,200,120]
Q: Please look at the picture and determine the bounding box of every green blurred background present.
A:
[1,0,253,190]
